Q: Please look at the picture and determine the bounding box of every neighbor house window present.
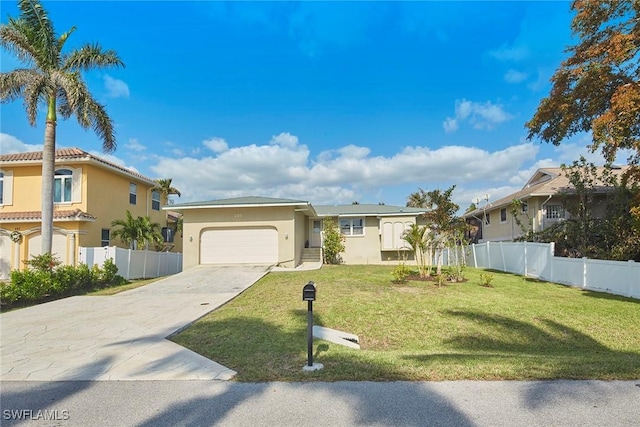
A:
[521,202,528,213]
[54,169,73,203]
[339,218,364,236]
[152,190,160,211]
[129,183,137,205]
[484,212,491,225]
[500,208,507,223]
[101,229,110,247]
[546,205,565,219]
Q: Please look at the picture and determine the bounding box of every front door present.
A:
[309,219,322,247]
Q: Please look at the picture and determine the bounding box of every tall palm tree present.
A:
[152,178,181,205]
[0,0,124,254]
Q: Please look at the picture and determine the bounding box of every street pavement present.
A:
[1,379,639,426]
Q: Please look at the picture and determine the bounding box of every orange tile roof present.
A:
[0,148,154,184]
[0,209,96,222]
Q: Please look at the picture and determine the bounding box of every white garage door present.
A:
[200,227,278,264]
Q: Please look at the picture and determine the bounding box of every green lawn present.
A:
[171,265,640,382]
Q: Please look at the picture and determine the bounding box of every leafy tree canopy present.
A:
[526,0,640,177]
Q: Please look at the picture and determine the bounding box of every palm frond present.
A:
[0,68,37,102]
[18,0,55,62]
[0,24,38,65]
[63,43,124,71]
[20,72,49,125]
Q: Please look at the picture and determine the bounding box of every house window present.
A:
[54,169,73,203]
[484,212,491,225]
[152,190,161,211]
[339,218,364,236]
[500,208,507,223]
[546,205,565,219]
[0,172,3,205]
[101,229,110,247]
[521,202,528,213]
[129,183,137,205]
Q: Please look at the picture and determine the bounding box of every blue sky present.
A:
[0,1,631,210]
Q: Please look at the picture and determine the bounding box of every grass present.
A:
[171,265,640,382]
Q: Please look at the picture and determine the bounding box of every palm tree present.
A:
[111,211,163,250]
[152,178,181,205]
[402,224,430,278]
[111,211,140,250]
[0,0,124,254]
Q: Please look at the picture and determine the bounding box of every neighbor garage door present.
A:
[200,227,278,264]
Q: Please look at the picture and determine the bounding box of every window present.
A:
[129,183,137,205]
[500,208,507,223]
[101,229,110,247]
[484,212,491,225]
[54,169,73,203]
[0,172,3,205]
[521,202,528,213]
[339,218,364,236]
[152,190,160,211]
[546,205,565,219]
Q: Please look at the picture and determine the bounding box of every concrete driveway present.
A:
[0,265,269,381]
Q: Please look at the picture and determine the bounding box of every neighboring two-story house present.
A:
[168,196,428,269]
[463,166,630,243]
[0,148,177,279]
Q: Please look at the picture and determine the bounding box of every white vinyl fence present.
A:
[465,241,640,300]
[79,246,182,280]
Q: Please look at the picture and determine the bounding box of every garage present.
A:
[200,227,278,264]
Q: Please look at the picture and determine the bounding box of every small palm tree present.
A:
[111,211,140,250]
[1,0,124,254]
[137,215,163,249]
[152,178,181,205]
[402,224,430,278]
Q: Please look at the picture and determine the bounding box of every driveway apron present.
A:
[0,265,269,381]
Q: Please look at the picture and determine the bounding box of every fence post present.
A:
[628,260,635,298]
[127,249,132,280]
[499,242,506,272]
[471,244,477,268]
[486,241,491,269]
[548,242,554,282]
[582,257,588,289]
[523,241,527,277]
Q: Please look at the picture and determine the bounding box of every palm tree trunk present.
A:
[41,118,56,254]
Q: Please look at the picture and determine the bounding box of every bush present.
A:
[1,256,126,307]
[391,263,410,283]
[479,272,494,287]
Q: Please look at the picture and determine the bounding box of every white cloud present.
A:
[149,131,546,206]
[504,69,528,84]
[443,99,512,133]
[125,138,145,152]
[203,137,229,153]
[103,75,130,98]
[0,133,42,153]
[489,45,529,61]
[269,132,299,149]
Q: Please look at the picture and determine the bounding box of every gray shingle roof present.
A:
[168,196,312,209]
[314,204,427,217]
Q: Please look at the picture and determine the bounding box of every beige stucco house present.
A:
[0,148,180,279]
[463,166,630,243]
[167,196,428,269]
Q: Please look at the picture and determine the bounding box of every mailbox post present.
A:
[302,281,323,371]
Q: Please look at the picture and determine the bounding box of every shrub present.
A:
[391,263,410,283]
[1,258,126,307]
[479,272,494,287]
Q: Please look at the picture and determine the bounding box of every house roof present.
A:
[167,196,315,212]
[0,209,96,223]
[462,165,631,218]
[0,148,156,185]
[314,203,427,217]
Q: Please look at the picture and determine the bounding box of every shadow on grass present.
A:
[404,310,640,379]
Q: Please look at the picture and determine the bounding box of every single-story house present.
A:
[165,196,428,269]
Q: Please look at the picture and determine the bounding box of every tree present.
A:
[407,185,466,275]
[1,0,124,254]
[526,0,640,179]
[402,223,431,278]
[111,211,162,250]
[152,178,181,205]
[322,218,345,264]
